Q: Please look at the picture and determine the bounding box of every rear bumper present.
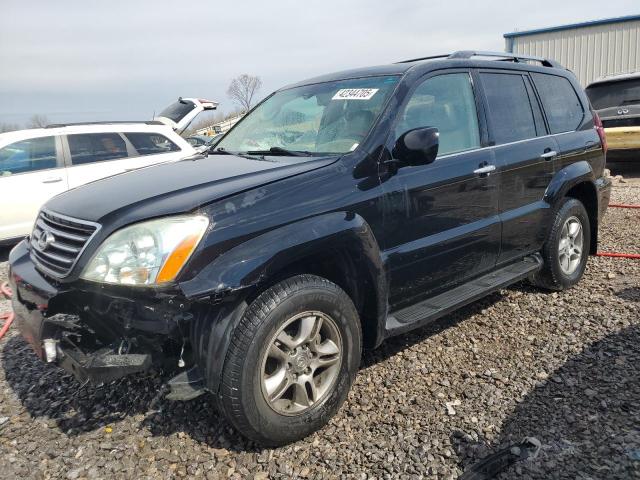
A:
[604,126,640,151]
[595,176,612,221]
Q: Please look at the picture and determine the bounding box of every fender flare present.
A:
[180,212,387,394]
[543,160,601,253]
[543,160,595,207]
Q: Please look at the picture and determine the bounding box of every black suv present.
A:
[9,51,611,446]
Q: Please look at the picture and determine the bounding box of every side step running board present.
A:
[385,255,543,338]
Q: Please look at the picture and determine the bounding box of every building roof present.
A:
[504,14,640,39]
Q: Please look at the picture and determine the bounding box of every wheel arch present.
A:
[544,161,599,254]
[182,212,388,394]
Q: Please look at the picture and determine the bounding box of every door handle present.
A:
[473,165,496,176]
[42,176,63,184]
[540,150,558,160]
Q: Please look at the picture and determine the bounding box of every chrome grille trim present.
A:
[29,209,101,278]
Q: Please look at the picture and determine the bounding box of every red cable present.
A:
[0,282,14,340]
[609,203,640,209]
[597,252,640,259]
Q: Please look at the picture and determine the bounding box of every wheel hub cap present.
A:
[260,311,342,416]
[558,215,584,275]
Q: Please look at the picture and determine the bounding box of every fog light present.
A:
[43,338,58,363]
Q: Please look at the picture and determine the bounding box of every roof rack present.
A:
[397,50,562,68]
[45,120,165,128]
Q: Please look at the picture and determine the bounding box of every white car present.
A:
[0,121,196,244]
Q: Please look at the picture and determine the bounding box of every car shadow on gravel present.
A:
[361,290,506,369]
[1,335,261,453]
[1,289,508,454]
[615,286,640,303]
[453,324,640,479]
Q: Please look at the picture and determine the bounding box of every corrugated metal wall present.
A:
[506,18,640,86]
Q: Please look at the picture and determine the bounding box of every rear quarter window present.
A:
[531,73,584,134]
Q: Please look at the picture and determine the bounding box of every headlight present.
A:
[81,215,209,286]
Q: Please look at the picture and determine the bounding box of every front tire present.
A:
[530,197,591,291]
[219,274,361,446]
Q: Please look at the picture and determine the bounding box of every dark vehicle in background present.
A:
[9,51,610,446]
[586,72,640,162]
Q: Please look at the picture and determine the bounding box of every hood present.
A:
[45,154,338,224]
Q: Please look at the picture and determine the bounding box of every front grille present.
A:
[602,116,640,128]
[30,209,99,277]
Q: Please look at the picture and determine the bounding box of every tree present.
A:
[0,123,20,133]
[27,114,49,128]
[226,74,262,112]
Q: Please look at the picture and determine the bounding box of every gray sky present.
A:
[1,0,638,125]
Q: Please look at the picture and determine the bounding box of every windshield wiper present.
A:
[246,147,314,157]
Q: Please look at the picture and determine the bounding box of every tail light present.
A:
[593,111,607,155]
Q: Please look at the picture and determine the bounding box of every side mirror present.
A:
[393,126,439,166]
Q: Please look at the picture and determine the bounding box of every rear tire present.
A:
[530,197,590,291]
[218,274,361,446]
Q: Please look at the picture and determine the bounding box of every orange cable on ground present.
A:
[609,203,640,209]
[0,282,14,340]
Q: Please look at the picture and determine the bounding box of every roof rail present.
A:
[45,120,165,128]
[397,50,562,68]
[449,50,562,68]
[395,53,451,64]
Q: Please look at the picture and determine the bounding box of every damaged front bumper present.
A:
[8,240,209,397]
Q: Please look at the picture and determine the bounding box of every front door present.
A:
[381,71,501,310]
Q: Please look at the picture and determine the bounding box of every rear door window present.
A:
[124,132,180,156]
[68,133,128,165]
[0,136,57,175]
[480,72,537,145]
[531,73,584,134]
[586,78,640,109]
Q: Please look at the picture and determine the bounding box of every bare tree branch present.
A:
[226,74,262,112]
[0,122,21,133]
[26,114,49,129]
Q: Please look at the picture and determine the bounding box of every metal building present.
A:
[504,14,640,86]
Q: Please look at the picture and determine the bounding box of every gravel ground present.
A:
[0,178,639,479]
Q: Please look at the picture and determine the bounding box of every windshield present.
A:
[586,78,640,110]
[216,75,399,156]
[158,99,197,123]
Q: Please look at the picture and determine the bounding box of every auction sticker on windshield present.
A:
[332,88,379,100]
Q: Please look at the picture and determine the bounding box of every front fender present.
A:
[181,212,387,394]
[179,211,386,304]
[543,160,595,207]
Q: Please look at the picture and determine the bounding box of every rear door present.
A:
[381,70,501,309]
[63,132,131,189]
[477,70,557,264]
[0,135,68,240]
